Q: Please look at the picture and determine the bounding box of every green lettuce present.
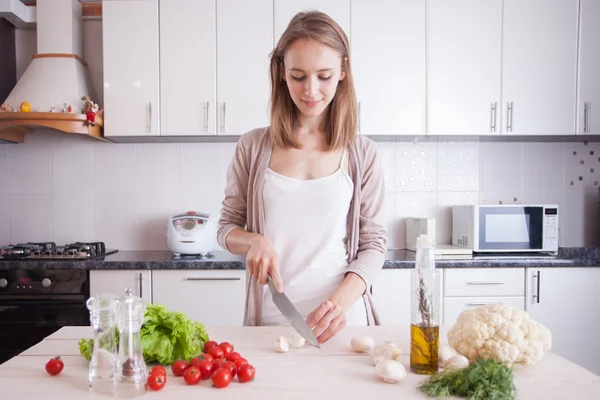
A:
[78,303,209,365]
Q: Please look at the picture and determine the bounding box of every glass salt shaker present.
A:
[115,288,147,398]
[86,293,119,395]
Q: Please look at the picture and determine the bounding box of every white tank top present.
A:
[261,150,368,326]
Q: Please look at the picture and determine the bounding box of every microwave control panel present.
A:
[543,207,559,248]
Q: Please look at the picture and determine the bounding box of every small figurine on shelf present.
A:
[0,103,15,113]
[81,96,98,127]
[61,103,69,113]
[49,107,56,112]
[20,101,31,112]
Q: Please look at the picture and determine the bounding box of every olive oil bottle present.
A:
[410,234,440,374]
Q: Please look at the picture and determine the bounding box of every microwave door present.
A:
[478,207,544,251]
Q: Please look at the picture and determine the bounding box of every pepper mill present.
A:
[114,288,147,398]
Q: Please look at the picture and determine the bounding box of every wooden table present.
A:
[1,326,599,399]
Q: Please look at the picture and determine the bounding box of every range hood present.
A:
[0,0,105,143]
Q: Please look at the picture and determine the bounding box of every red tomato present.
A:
[203,341,219,353]
[226,351,242,362]
[211,367,232,388]
[208,346,225,359]
[234,358,248,368]
[221,361,237,378]
[237,364,256,383]
[189,357,203,368]
[219,342,234,356]
[149,365,167,378]
[148,373,166,391]
[45,356,64,376]
[171,360,188,377]
[197,360,213,380]
[183,366,202,385]
[198,353,214,362]
[212,358,226,370]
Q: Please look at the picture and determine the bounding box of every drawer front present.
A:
[443,296,525,325]
[444,268,525,297]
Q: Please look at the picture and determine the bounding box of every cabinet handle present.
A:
[148,102,152,133]
[467,302,499,306]
[358,101,362,133]
[532,270,541,304]
[490,102,497,133]
[467,281,505,285]
[139,272,143,298]
[204,102,209,132]
[185,277,241,281]
[221,102,227,132]
[506,102,513,132]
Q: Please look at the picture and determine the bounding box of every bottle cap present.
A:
[417,234,433,249]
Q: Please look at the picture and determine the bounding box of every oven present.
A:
[0,269,90,364]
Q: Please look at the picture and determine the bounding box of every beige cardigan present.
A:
[217,127,388,326]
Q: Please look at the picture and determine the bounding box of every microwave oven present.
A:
[452,205,559,253]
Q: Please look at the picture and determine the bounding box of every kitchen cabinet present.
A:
[427,0,578,136]
[159,0,216,136]
[576,0,600,135]
[102,0,160,137]
[216,0,273,135]
[152,270,246,326]
[426,0,502,135]
[274,0,350,45]
[501,0,578,135]
[89,270,152,303]
[443,268,525,325]
[352,0,425,135]
[372,269,412,325]
[525,267,600,376]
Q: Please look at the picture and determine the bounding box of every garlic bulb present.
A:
[445,354,469,370]
[274,335,290,353]
[350,335,375,353]
[375,359,406,383]
[288,332,306,348]
[439,344,458,368]
[370,342,402,366]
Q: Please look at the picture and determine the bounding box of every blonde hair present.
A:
[269,11,358,150]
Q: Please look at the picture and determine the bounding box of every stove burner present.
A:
[0,242,117,260]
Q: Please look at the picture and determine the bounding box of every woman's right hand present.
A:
[247,234,284,293]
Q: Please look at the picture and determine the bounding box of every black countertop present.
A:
[1,247,599,270]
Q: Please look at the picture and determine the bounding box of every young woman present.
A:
[217,10,387,344]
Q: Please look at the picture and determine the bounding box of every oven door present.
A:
[477,206,544,251]
[0,295,89,364]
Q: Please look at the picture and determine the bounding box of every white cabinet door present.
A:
[152,270,246,326]
[372,270,411,325]
[502,0,578,135]
[160,0,216,136]
[103,0,160,137]
[526,268,600,376]
[90,270,152,303]
[216,0,273,135]
[577,0,600,135]
[443,296,524,326]
[426,0,502,135]
[352,0,425,135]
[274,0,350,45]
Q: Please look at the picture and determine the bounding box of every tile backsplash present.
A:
[0,133,598,250]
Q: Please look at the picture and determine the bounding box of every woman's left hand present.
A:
[306,300,347,344]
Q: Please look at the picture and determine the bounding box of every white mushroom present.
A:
[288,332,306,348]
[350,335,375,353]
[370,341,402,366]
[375,360,406,384]
[439,344,458,367]
[274,335,289,353]
[445,354,469,370]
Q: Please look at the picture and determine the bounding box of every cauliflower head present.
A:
[447,303,552,366]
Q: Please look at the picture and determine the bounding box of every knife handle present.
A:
[267,274,278,293]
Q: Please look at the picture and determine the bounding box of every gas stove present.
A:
[0,242,118,260]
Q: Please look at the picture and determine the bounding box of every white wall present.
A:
[1,22,597,251]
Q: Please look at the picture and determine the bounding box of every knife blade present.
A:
[267,275,321,349]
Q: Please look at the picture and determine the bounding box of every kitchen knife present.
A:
[267,275,321,349]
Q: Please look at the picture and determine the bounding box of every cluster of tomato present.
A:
[147,340,256,391]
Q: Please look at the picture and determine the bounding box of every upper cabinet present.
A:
[160,0,216,136]
[577,0,600,135]
[352,0,425,135]
[501,0,578,135]
[427,0,579,136]
[102,0,160,137]
[426,0,502,135]
[217,0,273,135]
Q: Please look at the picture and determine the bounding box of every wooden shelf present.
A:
[0,112,110,142]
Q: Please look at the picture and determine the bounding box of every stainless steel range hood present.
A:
[0,0,106,143]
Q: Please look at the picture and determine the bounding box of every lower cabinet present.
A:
[372,269,413,326]
[152,270,246,326]
[89,270,152,303]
